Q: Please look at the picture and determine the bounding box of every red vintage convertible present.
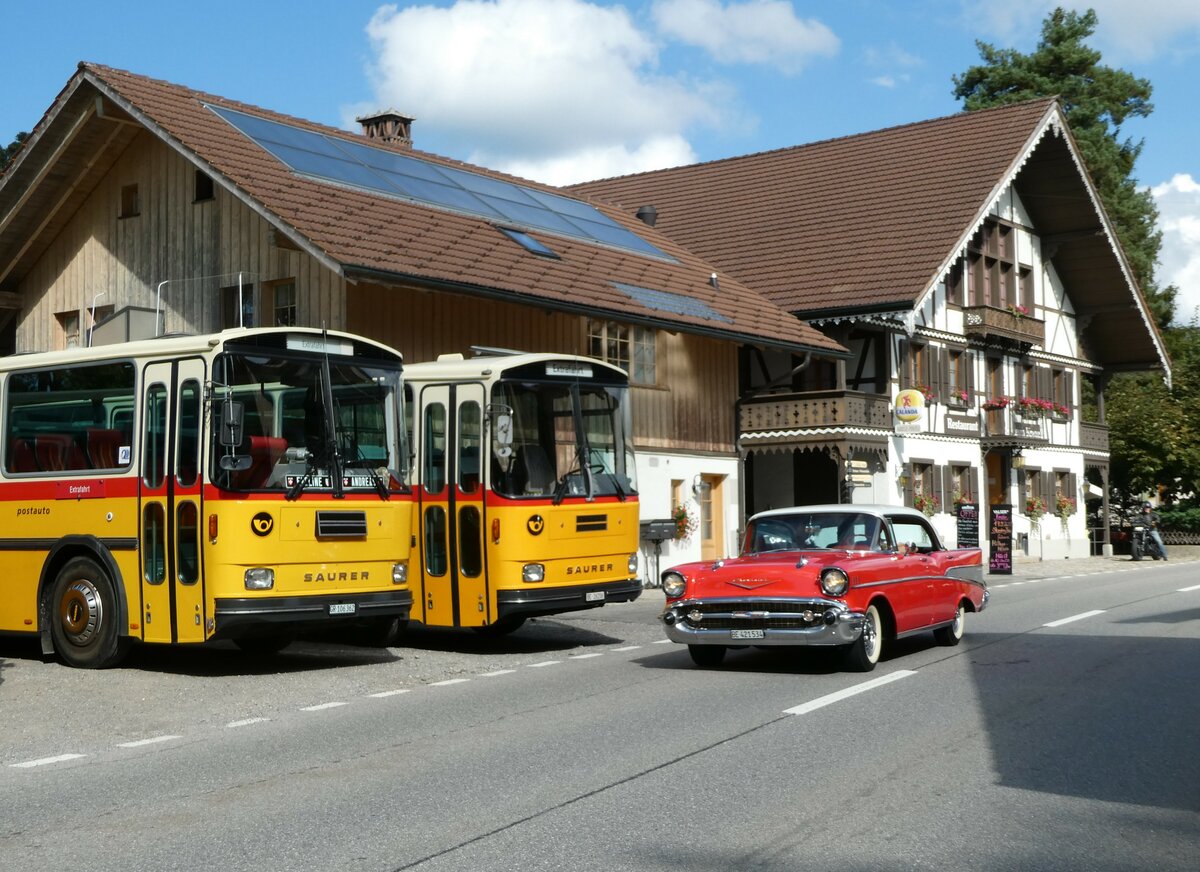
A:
[660,505,987,671]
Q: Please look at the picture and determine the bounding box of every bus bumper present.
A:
[496,577,642,621]
[213,590,413,637]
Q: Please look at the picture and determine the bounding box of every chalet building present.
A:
[573,99,1170,560]
[0,63,846,569]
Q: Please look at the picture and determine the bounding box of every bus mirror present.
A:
[219,454,253,471]
[220,399,245,447]
[492,412,514,456]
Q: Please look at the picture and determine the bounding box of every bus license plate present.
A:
[329,603,356,615]
[731,629,764,640]
[585,591,606,602]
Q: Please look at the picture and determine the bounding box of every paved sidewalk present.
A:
[997,544,1198,581]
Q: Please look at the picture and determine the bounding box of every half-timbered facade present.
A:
[573,99,1170,561]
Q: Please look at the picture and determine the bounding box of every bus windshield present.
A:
[490,379,637,501]
[211,351,407,494]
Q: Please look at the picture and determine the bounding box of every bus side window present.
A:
[424,403,446,495]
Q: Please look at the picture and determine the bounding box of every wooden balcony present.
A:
[963,305,1045,347]
[739,390,892,432]
[1080,421,1110,453]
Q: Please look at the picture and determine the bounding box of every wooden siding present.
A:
[15,131,343,351]
[347,281,736,453]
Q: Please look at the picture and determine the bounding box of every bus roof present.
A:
[0,327,403,371]
[404,352,627,384]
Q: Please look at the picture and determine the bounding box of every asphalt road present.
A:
[2,558,1197,871]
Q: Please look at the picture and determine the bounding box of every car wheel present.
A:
[842,603,883,672]
[233,634,294,654]
[933,603,965,646]
[688,644,727,667]
[50,556,130,669]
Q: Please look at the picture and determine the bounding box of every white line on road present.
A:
[300,702,349,711]
[226,718,270,728]
[784,671,917,716]
[117,735,181,748]
[9,753,86,768]
[568,653,604,660]
[430,678,470,687]
[1179,584,1200,593]
[367,689,411,698]
[1044,609,1106,628]
[526,660,560,668]
[652,639,672,644]
[479,670,516,677]
[611,645,642,652]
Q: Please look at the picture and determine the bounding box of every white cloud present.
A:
[1151,174,1200,325]
[862,42,922,89]
[651,0,838,73]
[360,0,728,185]
[959,1,1200,62]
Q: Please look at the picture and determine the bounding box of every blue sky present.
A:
[4,1,1198,319]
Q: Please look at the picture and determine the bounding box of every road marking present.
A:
[368,689,411,698]
[1044,609,1106,628]
[526,660,560,668]
[652,639,672,644]
[784,671,917,716]
[431,678,470,687]
[300,701,348,711]
[226,717,270,728]
[117,735,181,748]
[611,645,642,652]
[479,669,516,677]
[568,653,604,660]
[1179,583,1200,592]
[10,753,86,768]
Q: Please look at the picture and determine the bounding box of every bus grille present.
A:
[315,511,368,538]
[576,514,607,532]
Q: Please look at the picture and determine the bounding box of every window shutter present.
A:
[1068,472,1078,514]
[933,464,946,512]
[904,462,914,507]
[1041,366,1053,400]
[965,351,976,400]
[1066,371,1075,409]
[938,347,950,400]
[899,340,911,389]
[969,465,980,504]
[1018,468,1028,511]
[1042,470,1054,506]
[942,465,953,508]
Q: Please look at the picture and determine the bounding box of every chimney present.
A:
[635,205,658,227]
[356,109,415,147]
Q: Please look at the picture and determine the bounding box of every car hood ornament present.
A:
[726,578,776,590]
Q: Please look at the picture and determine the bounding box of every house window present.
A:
[194,170,215,202]
[965,220,1026,309]
[55,310,80,349]
[945,261,964,306]
[948,349,971,404]
[119,184,140,219]
[271,281,297,326]
[220,283,256,329]
[588,320,656,385]
[950,464,974,505]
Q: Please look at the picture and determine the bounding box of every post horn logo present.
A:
[527,514,545,535]
[251,512,274,536]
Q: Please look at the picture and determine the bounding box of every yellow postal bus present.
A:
[0,327,413,667]
[405,350,641,633]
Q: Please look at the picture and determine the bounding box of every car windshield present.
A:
[742,512,886,554]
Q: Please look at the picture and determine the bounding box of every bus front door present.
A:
[139,360,207,645]
[416,383,488,628]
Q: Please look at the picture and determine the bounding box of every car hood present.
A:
[668,550,884,599]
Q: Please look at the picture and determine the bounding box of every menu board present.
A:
[988,504,1013,574]
[956,502,979,549]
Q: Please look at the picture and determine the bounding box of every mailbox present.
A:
[640,519,677,542]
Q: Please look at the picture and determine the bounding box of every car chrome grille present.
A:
[683,601,830,630]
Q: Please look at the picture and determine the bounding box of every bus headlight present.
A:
[392,562,408,584]
[820,568,849,597]
[628,554,638,575]
[244,568,275,590]
[662,572,686,599]
[522,563,545,583]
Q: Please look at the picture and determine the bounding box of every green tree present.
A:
[1,132,29,174]
[952,7,1175,326]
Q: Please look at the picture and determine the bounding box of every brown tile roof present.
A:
[570,99,1060,316]
[70,63,844,355]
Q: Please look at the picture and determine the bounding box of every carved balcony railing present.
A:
[739,390,892,432]
[963,305,1045,347]
[1080,421,1110,453]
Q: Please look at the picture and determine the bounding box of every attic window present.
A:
[498,227,558,258]
[119,184,140,219]
[194,170,215,202]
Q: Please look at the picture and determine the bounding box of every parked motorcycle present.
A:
[1130,524,1165,561]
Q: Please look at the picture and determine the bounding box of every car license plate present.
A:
[328,603,356,615]
[585,591,606,602]
[731,628,764,640]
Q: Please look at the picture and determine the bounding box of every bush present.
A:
[1157,507,1200,533]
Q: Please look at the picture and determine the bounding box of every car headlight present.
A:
[244,568,275,590]
[522,563,545,583]
[820,568,849,597]
[392,562,408,584]
[662,571,686,598]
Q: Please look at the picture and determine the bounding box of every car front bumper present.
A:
[661,597,867,647]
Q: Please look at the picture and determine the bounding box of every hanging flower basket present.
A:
[1055,493,1075,522]
[672,503,698,541]
[981,396,1010,412]
[1025,495,1046,524]
[913,490,940,517]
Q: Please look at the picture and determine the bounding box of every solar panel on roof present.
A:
[612,282,731,323]
[208,105,673,261]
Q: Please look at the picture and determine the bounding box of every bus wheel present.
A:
[233,634,294,654]
[473,616,527,636]
[50,556,129,669]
